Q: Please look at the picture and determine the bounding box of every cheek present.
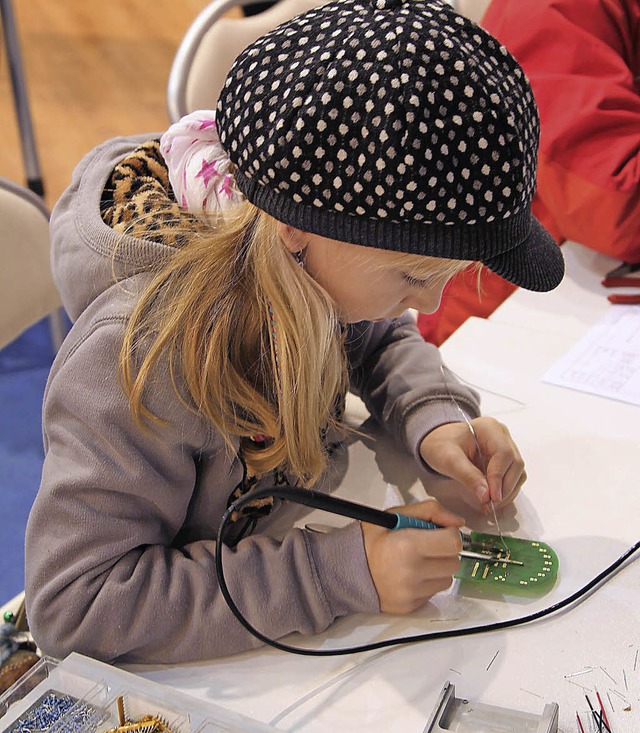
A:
[336,275,402,321]
[305,261,367,314]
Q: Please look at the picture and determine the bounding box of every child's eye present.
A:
[402,273,430,288]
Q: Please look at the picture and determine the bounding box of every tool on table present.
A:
[424,681,559,732]
[602,262,640,304]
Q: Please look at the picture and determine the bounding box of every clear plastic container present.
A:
[1,653,279,733]
[0,658,112,733]
[0,657,60,721]
[193,719,263,733]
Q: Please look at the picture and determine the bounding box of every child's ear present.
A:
[277,221,306,254]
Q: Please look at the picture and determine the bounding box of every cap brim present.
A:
[482,216,565,292]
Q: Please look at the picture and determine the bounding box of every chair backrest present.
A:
[0,177,62,349]
[167,0,326,123]
[452,0,491,23]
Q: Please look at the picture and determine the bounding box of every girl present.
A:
[25,0,564,664]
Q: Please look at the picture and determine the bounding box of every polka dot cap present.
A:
[216,0,564,292]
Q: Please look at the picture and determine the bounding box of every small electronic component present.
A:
[6,689,107,733]
[425,682,559,732]
[455,532,559,594]
[105,695,175,733]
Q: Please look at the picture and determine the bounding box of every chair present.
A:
[452,0,491,23]
[168,0,494,124]
[167,0,326,123]
[0,176,66,351]
[1,0,45,197]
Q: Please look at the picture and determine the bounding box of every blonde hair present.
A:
[120,201,474,486]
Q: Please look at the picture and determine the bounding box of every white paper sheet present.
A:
[542,305,640,405]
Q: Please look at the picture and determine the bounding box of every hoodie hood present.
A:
[50,134,183,322]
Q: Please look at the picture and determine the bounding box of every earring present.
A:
[293,249,305,268]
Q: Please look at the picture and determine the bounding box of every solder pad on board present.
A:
[456,532,559,594]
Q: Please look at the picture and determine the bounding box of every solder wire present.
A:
[439,364,510,555]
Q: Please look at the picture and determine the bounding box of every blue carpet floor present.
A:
[0,319,57,603]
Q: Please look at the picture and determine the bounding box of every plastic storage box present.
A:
[0,653,278,733]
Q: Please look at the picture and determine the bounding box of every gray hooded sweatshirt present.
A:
[24,135,480,664]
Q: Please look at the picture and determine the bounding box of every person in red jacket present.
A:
[419,0,640,345]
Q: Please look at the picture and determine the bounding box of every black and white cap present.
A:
[216,0,564,291]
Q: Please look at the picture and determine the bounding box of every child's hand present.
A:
[361,500,464,614]
[418,417,526,509]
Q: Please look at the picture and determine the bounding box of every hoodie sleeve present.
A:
[346,313,480,467]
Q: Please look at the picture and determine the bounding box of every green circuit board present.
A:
[455,532,559,594]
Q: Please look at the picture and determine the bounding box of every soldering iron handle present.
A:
[392,513,471,549]
[392,513,439,531]
[229,487,473,547]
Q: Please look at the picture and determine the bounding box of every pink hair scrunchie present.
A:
[160,110,244,222]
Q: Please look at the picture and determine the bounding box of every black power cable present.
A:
[215,486,640,656]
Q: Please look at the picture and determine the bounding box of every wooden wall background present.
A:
[1,2,490,210]
[0,1,213,208]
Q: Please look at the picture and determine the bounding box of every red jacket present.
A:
[419,0,640,345]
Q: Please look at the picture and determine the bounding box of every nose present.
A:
[405,282,447,314]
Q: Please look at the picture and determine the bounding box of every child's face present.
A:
[301,232,451,323]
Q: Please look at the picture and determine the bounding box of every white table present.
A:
[490,241,620,337]
[129,243,639,732]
